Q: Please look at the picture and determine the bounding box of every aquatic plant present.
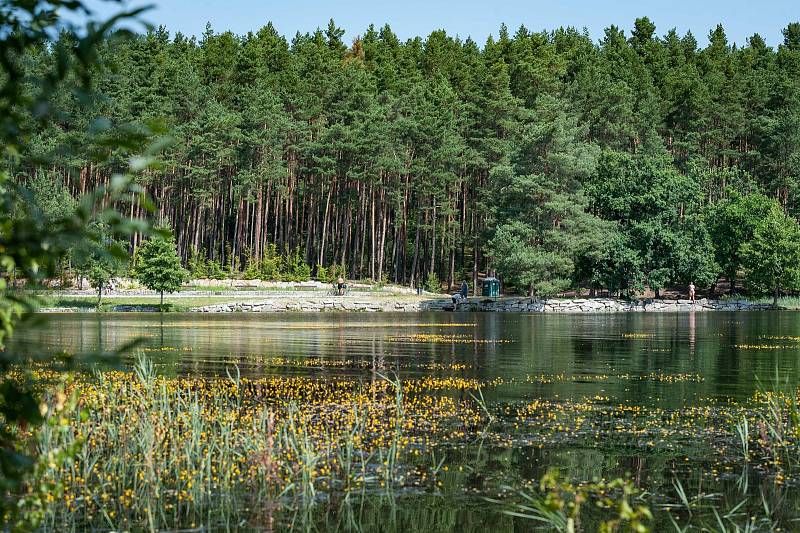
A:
[750,370,800,472]
[16,355,800,531]
[29,357,492,530]
[493,470,652,533]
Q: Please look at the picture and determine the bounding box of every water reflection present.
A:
[13,310,800,531]
[10,311,800,405]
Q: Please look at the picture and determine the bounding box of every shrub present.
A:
[188,247,208,279]
[424,272,442,293]
[260,244,282,281]
[206,258,225,280]
[328,263,346,283]
[316,264,328,282]
[282,249,310,282]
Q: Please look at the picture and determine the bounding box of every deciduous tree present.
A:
[135,230,189,306]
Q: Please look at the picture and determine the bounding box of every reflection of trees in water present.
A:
[11,312,800,400]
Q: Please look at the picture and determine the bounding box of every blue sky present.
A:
[83,0,798,47]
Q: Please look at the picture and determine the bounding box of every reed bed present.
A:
[33,357,486,531]
[20,356,800,532]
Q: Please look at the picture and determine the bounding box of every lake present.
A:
[13,311,800,531]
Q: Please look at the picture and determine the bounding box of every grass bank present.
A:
[34,292,432,312]
[36,295,283,312]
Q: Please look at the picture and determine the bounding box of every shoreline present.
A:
[36,295,776,313]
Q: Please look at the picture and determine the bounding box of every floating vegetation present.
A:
[387,334,512,344]
[274,322,478,330]
[493,470,652,532]
[29,361,491,531]
[733,344,793,349]
[142,346,193,352]
[247,357,473,372]
[759,335,800,342]
[254,356,376,369]
[525,372,704,384]
[13,357,800,531]
[418,362,469,371]
[642,372,705,383]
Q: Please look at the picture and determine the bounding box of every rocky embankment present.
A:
[192,297,773,313]
[437,297,773,313]
[192,298,422,313]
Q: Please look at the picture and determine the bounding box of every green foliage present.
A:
[243,251,262,280]
[741,210,800,305]
[0,0,157,525]
[586,151,719,294]
[205,258,226,280]
[21,172,77,228]
[315,264,329,282]
[260,244,282,281]
[499,470,652,532]
[134,229,189,305]
[487,98,608,297]
[9,14,800,295]
[186,247,226,280]
[72,225,129,304]
[282,249,311,282]
[2,2,800,296]
[2,8,800,300]
[327,263,346,284]
[188,247,209,279]
[491,221,573,297]
[424,271,442,293]
[708,192,782,284]
[241,245,313,282]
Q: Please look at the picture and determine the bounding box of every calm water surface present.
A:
[14,310,800,402]
[12,311,800,531]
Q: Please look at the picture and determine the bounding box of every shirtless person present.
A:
[688,282,696,303]
[337,277,346,296]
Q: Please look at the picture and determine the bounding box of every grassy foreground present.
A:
[10,357,800,531]
[24,360,486,531]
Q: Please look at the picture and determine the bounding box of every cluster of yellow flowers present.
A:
[38,368,503,530]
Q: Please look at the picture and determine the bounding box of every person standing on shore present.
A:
[337,276,345,296]
[688,282,696,303]
[460,280,468,299]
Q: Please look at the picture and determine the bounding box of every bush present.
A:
[316,264,328,282]
[243,258,261,280]
[282,249,310,282]
[206,258,225,280]
[242,249,261,280]
[260,244,282,281]
[424,272,442,293]
[328,263,346,284]
[188,247,208,279]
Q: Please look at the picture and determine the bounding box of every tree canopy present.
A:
[7,16,800,298]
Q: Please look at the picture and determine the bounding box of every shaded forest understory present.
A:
[11,18,800,295]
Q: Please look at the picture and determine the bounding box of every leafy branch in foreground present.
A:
[0,0,164,527]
